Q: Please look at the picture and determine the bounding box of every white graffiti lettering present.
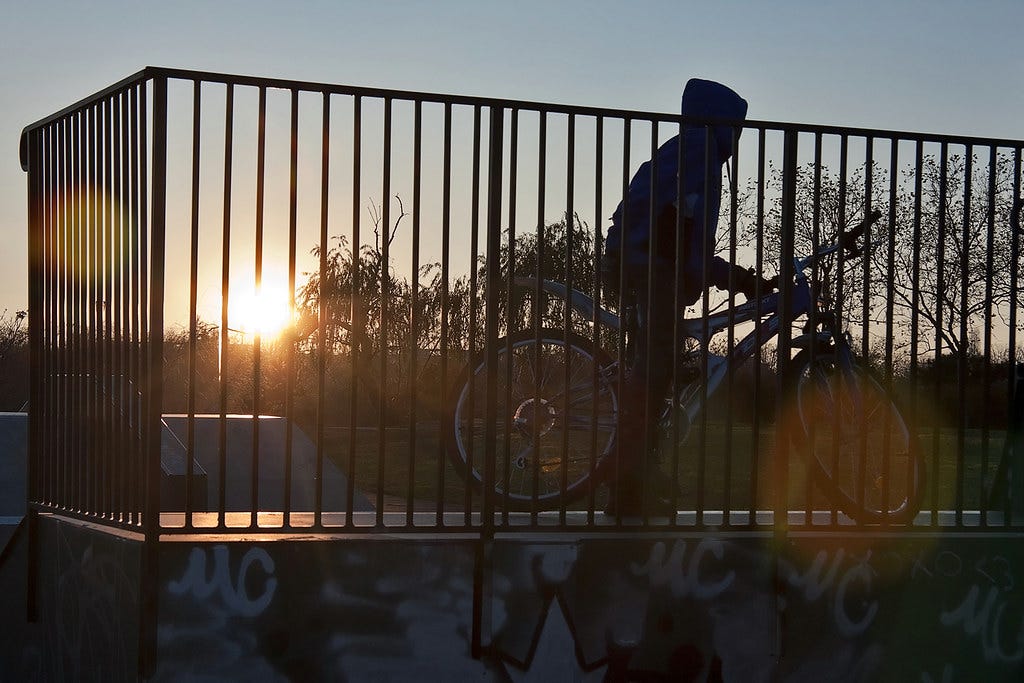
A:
[787,549,878,638]
[788,549,845,602]
[940,584,1024,664]
[834,554,879,638]
[168,545,278,617]
[632,538,735,600]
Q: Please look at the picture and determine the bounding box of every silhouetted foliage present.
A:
[0,310,28,411]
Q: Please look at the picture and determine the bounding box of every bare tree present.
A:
[886,153,1018,358]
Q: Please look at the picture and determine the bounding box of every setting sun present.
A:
[229,287,294,341]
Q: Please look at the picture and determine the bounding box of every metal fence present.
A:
[20,67,1024,538]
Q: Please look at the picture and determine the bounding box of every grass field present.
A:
[322,420,1010,514]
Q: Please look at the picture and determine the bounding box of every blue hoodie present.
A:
[605,78,748,304]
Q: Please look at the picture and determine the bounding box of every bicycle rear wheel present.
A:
[790,350,924,524]
[446,329,618,510]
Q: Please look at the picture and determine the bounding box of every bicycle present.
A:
[445,210,925,524]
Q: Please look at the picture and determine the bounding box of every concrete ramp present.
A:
[0,413,372,521]
[161,415,372,512]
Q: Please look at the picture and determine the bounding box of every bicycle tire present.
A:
[445,329,618,510]
[789,350,925,524]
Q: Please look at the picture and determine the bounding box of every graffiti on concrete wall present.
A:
[148,534,1024,682]
[167,545,277,618]
[153,541,501,682]
[39,520,139,682]
[486,537,1024,682]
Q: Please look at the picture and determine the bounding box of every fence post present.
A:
[771,129,798,663]
[472,104,504,659]
[23,127,42,623]
[139,72,167,679]
[775,131,797,533]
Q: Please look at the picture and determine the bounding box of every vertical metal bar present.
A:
[465,105,482,526]
[187,81,202,525]
[74,111,83,511]
[68,113,77,515]
[501,108,519,525]
[68,114,80,516]
[670,114,687,527]
[830,135,849,524]
[48,118,58,514]
[473,102,503,660]
[63,113,72,515]
[44,119,54,514]
[588,115,603,523]
[376,97,392,526]
[120,88,134,525]
[696,125,712,525]
[139,72,168,680]
[90,103,98,518]
[407,99,423,527]
[129,83,142,526]
[883,138,900,525]
[932,145,948,526]
[637,119,657,525]
[436,102,451,524]
[46,120,56,514]
[723,125,740,525]
[347,95,362,526]
[979,146,997,525]
[72,111,80,511]
[285,88,299,526]
[58,116,68,514]
[24,126,43,621]
[910,141,924,524]
[55,116,62,514]
[855,137,874,518]
[531,112,548,523]
[561,113,575,527]
[112,90,126,523]
[956,145,972,525]
[90,100,101,518]
[1008,148,1022,527]
[138,80,150,526]
[103,94,115,520]
[316,92,330,528]
[775,130,799,537]
[109,93,122,521]
[804,132,822,526]
[751,129,766,525]
[611,117,630,529]
[251,86,267,528]
[218,83,234,527]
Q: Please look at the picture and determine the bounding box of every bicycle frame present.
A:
[515,264,820,430]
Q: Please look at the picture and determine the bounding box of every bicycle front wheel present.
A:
[446,329,618,510]
[790,351,924,524]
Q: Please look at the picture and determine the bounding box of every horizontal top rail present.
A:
[19,66,1024,168]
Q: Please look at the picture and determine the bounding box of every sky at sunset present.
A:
[1,0,1021,320]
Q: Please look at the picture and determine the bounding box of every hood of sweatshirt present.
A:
[680,78,749,161]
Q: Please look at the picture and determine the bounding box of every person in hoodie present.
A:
[602,78,771,516]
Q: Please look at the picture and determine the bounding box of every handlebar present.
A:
[797,209,884,270]
[753,210,882,294]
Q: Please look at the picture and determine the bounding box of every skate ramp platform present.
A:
[160,415,372,513]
